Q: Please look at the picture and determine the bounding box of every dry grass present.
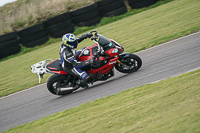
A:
[0,0,96,35]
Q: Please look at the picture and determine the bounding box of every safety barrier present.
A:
[71,3,101,27]
[0,0,159,59]
[44,12,74,38]
[97,0,127,17]
[0,32,20,58]
[18,23,49,48]
[128,0,157,9]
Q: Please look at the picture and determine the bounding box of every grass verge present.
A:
[3,68,200,133]
[0,0,200,97]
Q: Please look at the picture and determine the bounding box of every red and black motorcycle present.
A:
[31,33,142,95]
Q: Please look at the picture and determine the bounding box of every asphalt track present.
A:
[0,32,200,132]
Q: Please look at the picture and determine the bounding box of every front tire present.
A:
[115,53,142,73]
[47,74,78,95]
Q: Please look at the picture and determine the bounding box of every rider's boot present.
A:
[76,75,92,89]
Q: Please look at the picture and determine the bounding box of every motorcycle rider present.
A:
[59,32,95,89]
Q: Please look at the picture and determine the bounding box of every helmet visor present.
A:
[68,40,78,48]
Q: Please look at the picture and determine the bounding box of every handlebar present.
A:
[92,39,101,55]
[91,38,102,67]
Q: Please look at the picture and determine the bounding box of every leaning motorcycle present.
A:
[31,32,142,95]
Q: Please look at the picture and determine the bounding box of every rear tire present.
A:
[115,53,142,73]
[47,74,78,95]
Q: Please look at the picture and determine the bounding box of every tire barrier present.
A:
[76,16,101,27]
[70,3,101,27]
[49,26,74,38]
[0,32,17,43]
[44,12,71,27]
[44,12,74,38]
[0,0,159,59]
[0,32,21,59]
[0,44,21,59]
[97,0,127,17]
[18,23,49,48]
[104,6,127,17]
[128,0,157,9]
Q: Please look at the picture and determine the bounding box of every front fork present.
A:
[117,60,123,65]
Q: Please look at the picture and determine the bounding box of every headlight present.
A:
[112,49,118,53]
[83,49,89,55]
[80,49,90,57]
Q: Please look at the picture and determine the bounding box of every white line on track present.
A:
[0,83,46,100]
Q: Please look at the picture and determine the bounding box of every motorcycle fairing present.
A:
[78,42,122,61]
[76,39,123,75]
[88,57,119,74]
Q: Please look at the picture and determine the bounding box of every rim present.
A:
[118,58,139,71]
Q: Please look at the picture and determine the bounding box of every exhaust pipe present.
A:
[56,87,74,95]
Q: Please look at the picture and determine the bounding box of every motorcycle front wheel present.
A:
[47,74,79,95]
[115,53,142,73]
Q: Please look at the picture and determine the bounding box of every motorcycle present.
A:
[31,32,142,95]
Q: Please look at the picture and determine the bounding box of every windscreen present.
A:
[98,34,111,47]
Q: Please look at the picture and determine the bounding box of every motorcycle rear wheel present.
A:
[47,74,78,95]
[115,53,142,73]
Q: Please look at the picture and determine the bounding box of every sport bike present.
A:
[31,33,142,95]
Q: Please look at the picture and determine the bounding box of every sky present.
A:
[0,0,17,7]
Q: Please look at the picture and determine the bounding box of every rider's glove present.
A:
[90,31,99,41]
[89,56,96,64]
[84,56,96,65]
[86,32,93,38]
[82,32,93,39]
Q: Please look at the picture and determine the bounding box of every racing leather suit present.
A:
[59,33,92,82]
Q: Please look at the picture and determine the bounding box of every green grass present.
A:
[0,0,200,97]
[3,68,200,133]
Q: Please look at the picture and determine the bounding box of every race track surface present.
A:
[0,32,200,132]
